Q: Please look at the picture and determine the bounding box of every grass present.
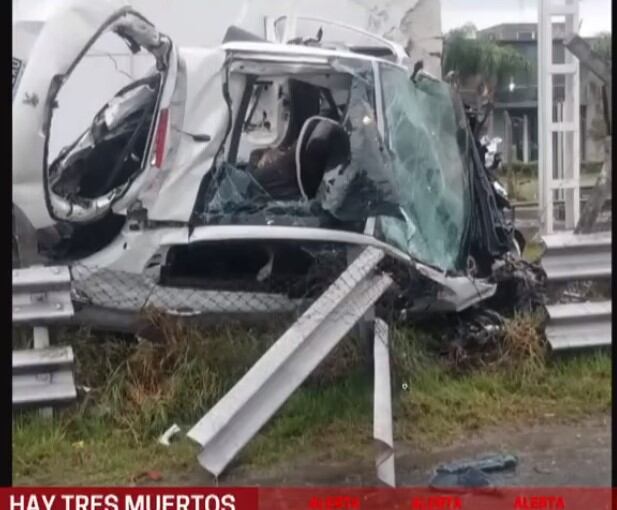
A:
[523,240,544,263]
[13,315,612,486]
[503,163,602,203]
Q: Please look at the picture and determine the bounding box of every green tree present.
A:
[442,24,532,102]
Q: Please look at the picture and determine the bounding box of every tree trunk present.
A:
[575,136,612,233]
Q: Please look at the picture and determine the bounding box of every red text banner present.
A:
[2,488,258,510]
[0,487,612,510]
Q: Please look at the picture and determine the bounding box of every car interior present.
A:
[48,74,162,201]
[231,74,354,202]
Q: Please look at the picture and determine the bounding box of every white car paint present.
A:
[13,0,174,228]
[12,0,495,313]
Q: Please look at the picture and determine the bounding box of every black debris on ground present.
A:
[428,453,518,491]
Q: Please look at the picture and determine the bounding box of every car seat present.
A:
[295,116,351,200]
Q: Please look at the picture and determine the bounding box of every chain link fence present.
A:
[68,245,401,331]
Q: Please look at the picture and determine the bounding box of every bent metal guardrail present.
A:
[187,247,392,478]
[13,265,74,324]
[541,231,612,351]
[13,249,398,485]
[12,266,76,408]
[541,231,611,282]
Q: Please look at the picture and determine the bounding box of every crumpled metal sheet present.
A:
[147,47,230,222]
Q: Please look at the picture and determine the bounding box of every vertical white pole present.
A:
[538,0,581,233]
[504,110,513,164]
[557,101,564,203]
[564,0,581,229]
[33,326,53,418]
[538,0,554,233]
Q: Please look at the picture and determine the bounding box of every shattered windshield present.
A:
[378,65,471,271]
[193,57,471,272]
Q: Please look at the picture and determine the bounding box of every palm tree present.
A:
[442,24,532,104]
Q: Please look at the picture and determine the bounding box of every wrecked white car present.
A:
[13,0,521,321]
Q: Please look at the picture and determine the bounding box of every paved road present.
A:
[174,415,611,487]
[395,415,611,487]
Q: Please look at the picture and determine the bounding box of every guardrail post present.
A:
[33,327,53,417]
[12,265,76,410]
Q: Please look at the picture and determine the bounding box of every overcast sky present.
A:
[442,0,611,36]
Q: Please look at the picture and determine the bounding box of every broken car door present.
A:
[12,0,177,229]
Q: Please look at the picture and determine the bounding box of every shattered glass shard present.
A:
[317,71,400,222]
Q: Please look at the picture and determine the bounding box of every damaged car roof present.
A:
[219,40,408,64]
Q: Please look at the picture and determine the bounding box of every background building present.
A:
[478,22,607,164]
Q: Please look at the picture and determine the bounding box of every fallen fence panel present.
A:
[71,265,303,316]
[541,231,611,282]
[545,301,611,350]
[188,246,392,477]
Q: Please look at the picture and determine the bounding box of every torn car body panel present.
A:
[264,15,410,66]
[141,47,230,222]
[74,223,495,314]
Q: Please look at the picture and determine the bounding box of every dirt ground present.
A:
[165,414,611,487]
